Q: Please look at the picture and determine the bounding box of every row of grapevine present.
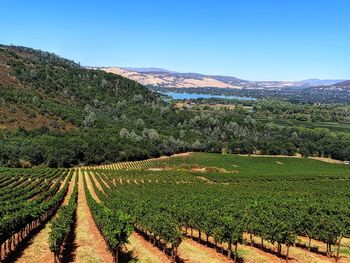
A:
[88,156,177,171]
[0,169,72,261]
[0,169,63,209]
[82,171,133,263]
[49,173,78,263]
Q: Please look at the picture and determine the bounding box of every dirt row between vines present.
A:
[74,169,113,263]
[95,172,111,189]
[185,228,283,263]
[247,234,344,263]
[296,236,350,263]
[15,170,76,263]
[183,222,344,263]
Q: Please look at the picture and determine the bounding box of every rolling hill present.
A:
[101,67,249,88]
[0,45,158,131]
[100,67,344,90]
[334,80,350,88]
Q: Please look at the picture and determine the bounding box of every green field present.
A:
[107,152,350,182]
[90,152,350,261]
[257,117,350,133]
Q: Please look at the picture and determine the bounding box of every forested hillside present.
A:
[0,45,349,168]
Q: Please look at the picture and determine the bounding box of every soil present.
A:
[125,232,171,263]
[74,169,113,263]
[308,157,344,164]
[196,176,215,184]
[178,238,232,263]
[89,172,104,194]
[247,233,339,263]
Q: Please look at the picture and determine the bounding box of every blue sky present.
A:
[1,0,349,80]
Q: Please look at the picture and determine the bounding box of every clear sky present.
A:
[1,0,349,81]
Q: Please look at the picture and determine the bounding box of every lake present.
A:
[162,92,255,101]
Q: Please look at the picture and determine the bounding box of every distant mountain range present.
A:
[335,80,350,88]
[296,79,345,87]
[100,67,346,90]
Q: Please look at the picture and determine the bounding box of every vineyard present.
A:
[0,153,349,262]
[84,153,350,263]
[0,167,72,262]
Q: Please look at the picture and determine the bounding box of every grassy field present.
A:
[171,153,350,180]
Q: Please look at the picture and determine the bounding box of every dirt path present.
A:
[248,234,337,263]
[85,171,101,202]
[95,172,111,189]
[178,238,232,263]
[239,244,284,263]
[297,236,350,263]
[15,170,76,263]
[185,229,283,263]
[178,236,283,263]
[58,171,71,190]
[74,169,113,263]
[90,172,105,194]
[308,156,344,164]
[124,232,171,263]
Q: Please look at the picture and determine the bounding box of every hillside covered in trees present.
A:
[0,45,349,167]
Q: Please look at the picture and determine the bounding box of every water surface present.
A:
[163,92,255,101]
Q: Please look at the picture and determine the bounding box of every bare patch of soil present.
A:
[148,168,168,171]
[308,157,344,164]
[196,176,215,184]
